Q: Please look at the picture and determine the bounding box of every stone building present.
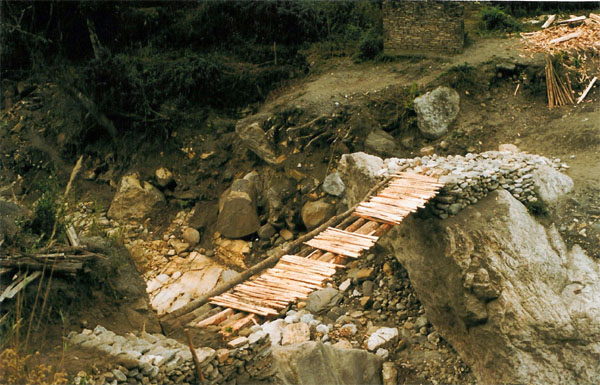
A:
[383,0,465,54]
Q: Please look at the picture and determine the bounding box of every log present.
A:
[577,76,597,104]
[0,271,42,303]
[62,85,117,140]
[66,226,81,248]
[542,14,556,29]
[160,175,393,328]
[590,13,600,24]
[549,31,582,44]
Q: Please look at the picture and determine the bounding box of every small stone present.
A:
[382,362,398,385]
[362,280,375,296]
[339,279,351,291]
[356,268,375,283]
[382,263,392,276]
[332,339,353,349]
[172,241,189,254]
[367,327,398,351]
[420,146,435,156]
[300,313,314,324]
[279,229,294,241]
[112,369,127,382]
[376,348,389,360]
[360,296,373,309]
[257,224,276,240]
[322,172,345,197]
[181,227,200,246]
[339,323,358,336]
[228,337,249,348]
[316,324,330,334]
[155,167,175,188]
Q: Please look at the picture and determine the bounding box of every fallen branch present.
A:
[62,86,117,140]
[577,76,597,103]
[185,329,205,385]
[160,175,393,331]
[556,16,586,25]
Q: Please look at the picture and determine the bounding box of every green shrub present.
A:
[358,29,383,61]
[442,63,477,90]
[480,6,522,33]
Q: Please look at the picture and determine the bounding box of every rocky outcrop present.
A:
[216,178,260,238]
[413,86,460,139]
[338,152,384,205]
[381,190,600,384]
[271,341,382,385]
[236,122,283,165]
[107,174,165,221]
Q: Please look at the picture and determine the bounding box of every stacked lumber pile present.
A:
[521,13,599,107]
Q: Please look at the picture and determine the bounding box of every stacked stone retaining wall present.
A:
[67,325,274,385]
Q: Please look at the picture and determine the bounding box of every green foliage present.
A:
[357,29,383,61]
[525,199,548,216]
[479,6,522,33]
[29,177,62,241]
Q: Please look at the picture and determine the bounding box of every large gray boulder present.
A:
[217,179,260,238]
[271,341,382,385]
[107,174,165,221]
[532,165,574,205]
[414,86,460,139]
[381,189,600,385]
[322,172,345,197]
[338,152,384,206]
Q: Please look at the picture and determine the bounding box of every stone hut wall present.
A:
[383,0,465,54]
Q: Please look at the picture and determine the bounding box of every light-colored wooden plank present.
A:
[195,308,234,328]
[556,15,586,25]
[542,14,556,29]
[549,31,582,44]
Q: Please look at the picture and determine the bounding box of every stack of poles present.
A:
[545,54,574,108]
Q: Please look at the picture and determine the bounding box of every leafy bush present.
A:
[479,6,522,33]
[358,29,383,61]
[29,177,62,240]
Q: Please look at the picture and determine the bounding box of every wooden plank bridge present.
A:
[166,172,443,338]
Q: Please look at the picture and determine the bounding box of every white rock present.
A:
[367,327,398,351]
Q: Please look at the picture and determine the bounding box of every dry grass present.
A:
[0,348,68,385]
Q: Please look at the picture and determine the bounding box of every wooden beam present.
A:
[542,14,556,29]
[577,76,597,104]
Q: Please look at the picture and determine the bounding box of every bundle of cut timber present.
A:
[354,172,442,224]
[545,55,575,108]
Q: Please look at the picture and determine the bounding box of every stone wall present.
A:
[339,150,573,219]
[383,0,464,54]
[67,325,274,385]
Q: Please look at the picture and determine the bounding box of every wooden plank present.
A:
[282,254,343,268]
[250,279,315,294]
[577,76,597,104]
[268,268,329,285]
[556,15,586,25]
[304,239,361,258]
[542,14,556,29]
[590,13,600,24]
[309,234,374,250]
[324,227,379,241]
[224,292,289,309]
[219,312,246,328]
[195,308,234,328]
[255,275,323,290]
[277,259,338,276]
[209,299,274,316]
[276,262,335,277]
[549,31,582,44]
[236,282,308,297]
[222,313,256,334]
